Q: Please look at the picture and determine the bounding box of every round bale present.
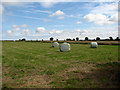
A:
[52,42,59,47]
[90,42,98,48]
[60,42,70,52]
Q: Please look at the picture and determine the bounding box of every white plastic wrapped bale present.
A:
[52,42,59,47]
[60,42,70,52]
[90,42,98,48]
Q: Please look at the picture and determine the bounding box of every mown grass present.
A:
[2,41,119,88]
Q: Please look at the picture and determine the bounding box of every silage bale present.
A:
[52,42,59,47]
[90,42,98,48]
[60,42,70,52]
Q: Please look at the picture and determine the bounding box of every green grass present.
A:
[2,41,119,88]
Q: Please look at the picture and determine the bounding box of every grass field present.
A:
[2,41,120,88]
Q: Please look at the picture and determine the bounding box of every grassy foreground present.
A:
[2,41,119,88]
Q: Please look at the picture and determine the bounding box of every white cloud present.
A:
[25,9,51,14]
[40,1,57,8]
[13,28,20,32]
[84,14,105,22]
[83,26,118,39]
[7,30,12,35]
[21,24,27,28]
[48,26,118,40]
[35,10,51,13]
[90,3,117,15]
[5,26,118,40]
[109,13,118,22]
[71,29,87,36]
[6,25,21,35]
[76,21,82,24]
[49,30,63,34]
[83,2,118,25]
[75,29,87,34]
[75,29,81,32]
[84,13,115,25]
[57,16,64,19]
[69,15,74,17]
[49,10,64,16]
[49,29,87,40]
[36,27,46,33]
[49,10,65,19]
[65,14,81,18]
[12,25,18,28]
[21,29,30,35]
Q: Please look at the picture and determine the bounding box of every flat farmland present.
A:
[2,41,120,88]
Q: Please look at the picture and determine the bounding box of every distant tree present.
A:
[50,37,54,41]
[96,37,100,41]
[85,37,88,41]
[115,37,120,41]
[56,39,58,41]
[73,38,75,41]
[109,36,113,41]
[21,38,26,41]
[66,38,71,41]
[42,39,43,41]
[76,37,79,41]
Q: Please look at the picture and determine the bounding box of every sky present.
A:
[0,0,119,40]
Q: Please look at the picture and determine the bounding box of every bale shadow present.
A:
[63,62,120,88]
[84,62,120,88]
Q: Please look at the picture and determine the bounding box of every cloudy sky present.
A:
[0,0,119,40]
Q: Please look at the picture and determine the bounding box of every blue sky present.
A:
[0,1,119,40]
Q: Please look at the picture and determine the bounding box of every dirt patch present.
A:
[52,62,96,82]
[51,62,119,88]
[2,66,53,88]
[2,76,13,84]
[19,74,52,88]
[2,66,12,74]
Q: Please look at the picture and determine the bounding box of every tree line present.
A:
[49,37,120,41]
[5,36,119,41]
